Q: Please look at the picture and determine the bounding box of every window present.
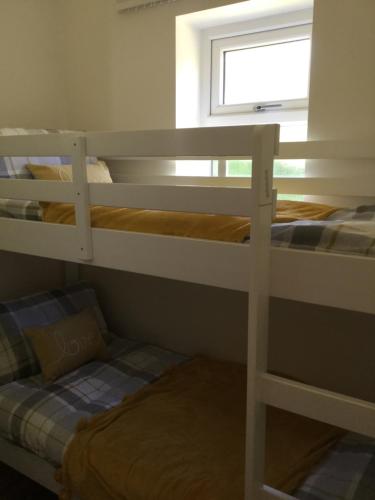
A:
[175,5,313,197]
[210,24,312,119]
[200,9,313,130]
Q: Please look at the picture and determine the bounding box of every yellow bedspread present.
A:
[44,200,338,243]
[58,358,344,500]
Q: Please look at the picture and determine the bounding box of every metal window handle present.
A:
[254,104,282,112]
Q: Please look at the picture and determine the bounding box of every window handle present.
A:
[253,104,282,112]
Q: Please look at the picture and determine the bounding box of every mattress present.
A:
[0,337,374,499]
[42,200,375,257]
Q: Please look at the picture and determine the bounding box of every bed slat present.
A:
[86,125,279,158]
[0,179,75,202]
[89,183,265,216]
[260,373,375,438]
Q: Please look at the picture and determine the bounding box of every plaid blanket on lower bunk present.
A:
[295,432,375,500]
[0,337,374,499]
[269,205,375,256]
[0,337,186,465]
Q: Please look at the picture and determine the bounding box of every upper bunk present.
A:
[0,125,374,315]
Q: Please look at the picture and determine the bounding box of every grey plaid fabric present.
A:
[0,198,42,220]
[0,128,98,220]
[0,282,108,386]
[0,337,186,465]
[269,205,375,257]
[0,128,77,179]
[295,432,375,499]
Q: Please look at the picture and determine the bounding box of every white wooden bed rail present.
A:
[1,127,375,500]
[121,174,375,198]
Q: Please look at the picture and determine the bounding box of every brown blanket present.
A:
[58,358,344,500]
[44,200,338,243]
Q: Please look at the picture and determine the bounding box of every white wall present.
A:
[0,251,64,300]
[62,0,250,131]
[0,0,68,294]
[0,0,67,129]
[308,0,375,142]
[306,0,375,206]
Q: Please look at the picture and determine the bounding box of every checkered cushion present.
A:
[0,282,108,386]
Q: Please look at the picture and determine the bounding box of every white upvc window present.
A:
[210,24,312,119]
[176,6,313,197]
[200,10,313,130]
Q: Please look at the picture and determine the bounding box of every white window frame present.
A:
[200,9,314,128]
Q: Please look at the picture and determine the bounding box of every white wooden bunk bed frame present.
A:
[0,124,374,499]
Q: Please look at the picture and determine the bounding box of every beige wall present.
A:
[0,251,64,300]
[81,265,375,402]
[306,0,375,203]
[308,0,375,142]
[0,0,69,297]
[0,0,67,129]
[62,0,250,131]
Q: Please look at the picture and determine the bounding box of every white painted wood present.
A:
[0,133,73,156]
[0,437,61,494]
[1,219,373,313]
[0,178,76,202]
[90,228,248,290]
[114,174,375,198]
[0,218,80,261]
[270,248,375,315]
[274,176,375,196]
[260,485,296,500]
[89,183,256,216]
[245,125,279,499]
[260,373,375,438]
[86,126,268,158]
[111,174,251,186]
[279,141,375,160]
[71,137,93,261]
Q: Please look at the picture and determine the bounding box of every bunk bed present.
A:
[0,125,374,500]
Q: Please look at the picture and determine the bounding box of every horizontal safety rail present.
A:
[111,174,375,198]
[89,183,277,216]
[0,179,76,203]
[279,140,375,160]
[0,177,277,218]
[86,125,279,158]
[260,373,375,438]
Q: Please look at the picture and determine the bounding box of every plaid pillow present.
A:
[0,282,109,385]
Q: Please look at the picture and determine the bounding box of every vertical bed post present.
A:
[71,136,93,262]
[245,124,279,499]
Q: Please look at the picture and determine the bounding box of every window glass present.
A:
[223,39,311,106]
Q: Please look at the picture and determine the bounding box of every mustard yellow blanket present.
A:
[44,200,338,243]
[58,359,344,500]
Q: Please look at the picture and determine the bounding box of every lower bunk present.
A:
[0,283,374,499]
